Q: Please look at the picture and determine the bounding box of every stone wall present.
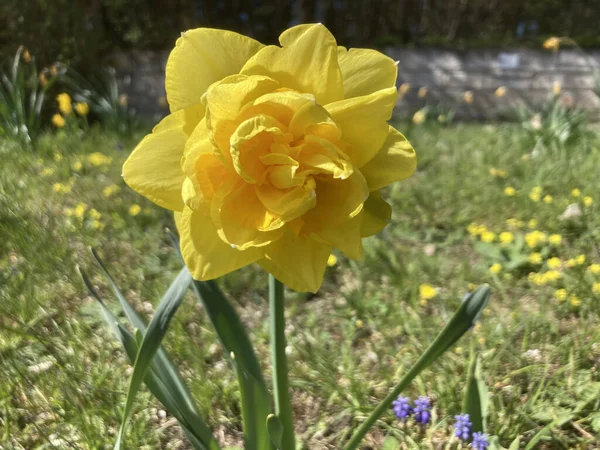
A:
[108,48,600,121]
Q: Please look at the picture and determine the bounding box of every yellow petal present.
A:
[179,207,262,280]
[216,183,285,250]
[289,101,341,142]
[302,171,369,233]
[256,182,317,222]
[241,23,343,105]
[325,87,397,168]
[166,29,264,112]
[361,190,391,237]
[312,211,364,260]
[337,47,398,98]
[360,126,417,191]
[259,230,332,293]
[123,109,199,211]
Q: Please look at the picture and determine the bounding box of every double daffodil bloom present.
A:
[123,24,417,292]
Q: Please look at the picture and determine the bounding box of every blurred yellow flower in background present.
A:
[525,230,547,248]
[587,264,600,274]
[529,186,542,202]
[103,184,120,198]
[499,231,514,244]
[548,234,562,245]
[53,183,70,193]
[489,168,507,178]
[593,282,600,294]
[494,86,506,97]
[417,87,427,98]
[412,110,426,125]
[398,83,411,98]
[544,270,562,282]
[74,102,90,116]
[71,161,82,171]
[481,231,496,243]
[129,204,142,216]
[576,254,586,265]
[122,24,417,292]
[41,167,54,177]
[569,295,581,307]
[463,91,474,104]
[504,186,516,196]
[554,289,567,301]
[543,37,561,51]
[552,81,561,96]
[89,208,102,220]
[489,263,502,274]
[547,257,562,269]
[87,152,112,166]
[51,114,65,128]
[543,195,553,204]
[74,203,87,219]
[528,219,538,229]
[22,48,32,63]
[419,283,437,302]
[326,254,338,267]
[437,114,446,123]
[528,253,542,265]
[571,188,581,197]
[119,94,128,107]
[56,93,72,115]
[584,196,593,207]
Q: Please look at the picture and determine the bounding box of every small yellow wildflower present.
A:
[547,257,562,269]
[481,231,496,243]
[455,347,463,355]
[593,282,600,294]
[419,284,437,303]
[412,110,426,125]
[525,230,547,248]
[56,93,72,115]
[51,114,65,128]
[41,167,54,177]
[528,272,545,286]
[543,37,561,51]
[87,152,112,166]
[528,253,543,265]
[544,270,562,282]
[64,208,74,217]
[528,219,538,229]
[552,81,561,96]
[74,102,90,117]
[71,161,82,171]
[54,152,63,162]
[576,254,586,265]
[489,263,502,274]
[417,87,427,98]
[504,186,516,196]
[571,188,581,198]
[74,203,87,219]
[554,289,568,301]
[90,220,104,230]
[583,196,593,207]
[569,295,581,307]
[129,204,142,216]
[489,168,507,178]
[355,319,364,328]
[103,184,121,198]
[529,189,541,202]
[587,264,600,275]
[548,234,562,245]
[327,254,338,267]
[495,86,506,97]
[53,183,68,193]
[437,114,447,123]
[543,195,553,204]
[398,83,410,98]
[89,208,102,220]
[463,91,474,104]
[505,218,523,228]
[566,258,577,268]
[499,231,514,244]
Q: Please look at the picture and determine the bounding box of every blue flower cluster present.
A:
[452,413,489,449]
[392,395,431,425]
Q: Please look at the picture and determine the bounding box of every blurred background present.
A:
[3,1,600,449]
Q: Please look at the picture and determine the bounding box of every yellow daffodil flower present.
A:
[51,114,65,128]
[122,24,417,292]
[75,102,90,116]
[56,93,72,115]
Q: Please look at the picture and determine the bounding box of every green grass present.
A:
[1,121,600,449]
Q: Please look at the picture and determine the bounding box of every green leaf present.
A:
[266,414,284,449]
[192,280,274,450]
[463,354,488,433]
[381,436,401,450]
[114,267,192,450]
[343,285,491,450]
[79,267,219,450]
[508,436,521,450]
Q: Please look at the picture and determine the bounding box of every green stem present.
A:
[269,275,295,450]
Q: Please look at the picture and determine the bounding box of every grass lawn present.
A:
[1,120,600,449]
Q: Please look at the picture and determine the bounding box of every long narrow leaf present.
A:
[114,267,192,450]
[192,280,274,450]
[463,354,488,433]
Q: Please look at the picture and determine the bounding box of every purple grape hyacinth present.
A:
[392,395,413,421]
[453,413,472,441]
[471,432,489,450]
[413,396,431,425]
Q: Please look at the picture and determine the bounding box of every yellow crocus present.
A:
[51,113,65,128]
[121,24,417,293]
[74,102,90,116]
[56,93,72,115]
